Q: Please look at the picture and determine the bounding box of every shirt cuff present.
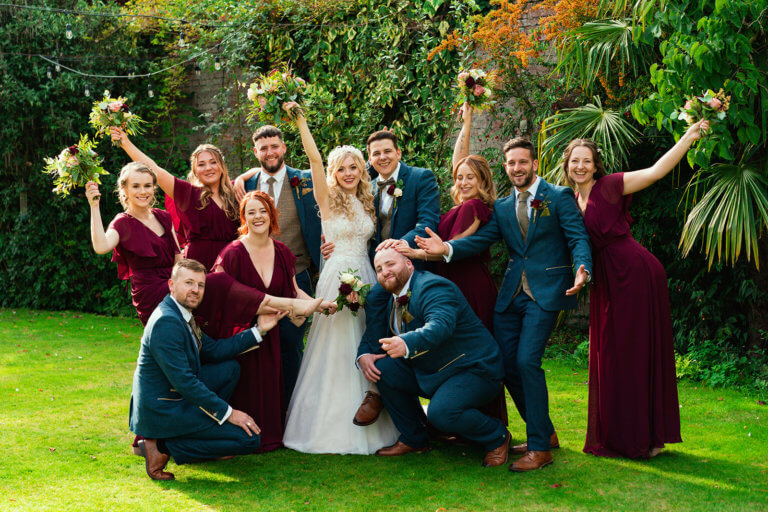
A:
[249,326,264,343]
[443,242,454,262]
[402,339,410,359]
[219,406,233,425]
[355,353,370,369]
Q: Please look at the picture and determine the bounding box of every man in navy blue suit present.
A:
[233,125,322,402]
[130,259,284,480]
[356,249,511,467]
[416,137,592,471]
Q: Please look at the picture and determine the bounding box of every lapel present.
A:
[503,194,525,252]
[372,179,382,241]
[390,163,410,230]
[286,166,307,228]
[525,178,548,248]
[168,296,201,368]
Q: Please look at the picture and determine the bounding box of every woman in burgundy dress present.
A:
[563,119,709,459]
[214,191,335,452]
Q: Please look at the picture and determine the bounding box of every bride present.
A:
[281,102,399,454]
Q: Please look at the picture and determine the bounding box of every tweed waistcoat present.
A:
[274,177,311,274]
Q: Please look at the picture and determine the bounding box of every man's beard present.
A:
[261,155,284,174]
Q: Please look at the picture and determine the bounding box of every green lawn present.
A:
[1,308,766,511]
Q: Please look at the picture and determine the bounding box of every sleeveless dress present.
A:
[581,173,681,459]
[214,240,295,453]
[109,209,179,326]
[283,196,399,454]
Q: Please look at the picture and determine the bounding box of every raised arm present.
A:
[623,119,709,195]
[285,102,329,217]
[452,103,473,169]
[110,126,176,199]
[85,181,119,254]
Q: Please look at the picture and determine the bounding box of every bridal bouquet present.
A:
[246,67,308,125]
[43,134,108,196]
[672,88,730,126]
[334,269,372,316]
[89,90,145,146]
[456,68,497,111]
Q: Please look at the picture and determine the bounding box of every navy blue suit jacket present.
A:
[129,295,259,439]
[244,165,322,267]
[358,270,504,396]
[450,178,592,313]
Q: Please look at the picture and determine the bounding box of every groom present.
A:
[416,137,592,471]
[356,249,510,466]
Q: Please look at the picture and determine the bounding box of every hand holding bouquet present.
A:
[672,88,730,127]
[43,134,107,196]
[89,91,145,146]
[247,67,308,125]
[335,269,372,316]
[456,68,497,111]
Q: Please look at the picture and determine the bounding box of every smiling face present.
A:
[374,248,414,295]
[243,197,271,236]
[454,162,481,202]
[504,147,538,192]
[368,139,402,180]
[123,169,155,210]
[335,155,362,193]
[193,150,223,187]
[169,267,206,310]
[254,135,287,174]
[565,145,597,186]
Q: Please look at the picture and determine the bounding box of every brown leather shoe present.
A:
[510,432,560,455]
[509,450,553,472]
[138,439,175,480]
[375,441,430,456]
[353,391,384,426]
[482,431,510,467]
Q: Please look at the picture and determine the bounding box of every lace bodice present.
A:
[321,196,374,262]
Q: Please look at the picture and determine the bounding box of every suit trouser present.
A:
[278,268,312,403]
[494,293,559,452]
[375,357,507,451]
[161,360,261,464]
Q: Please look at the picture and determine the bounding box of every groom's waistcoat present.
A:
[275,176,312,274]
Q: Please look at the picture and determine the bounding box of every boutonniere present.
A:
[290,176,311,197]
[387,179,404,208]
[530,198,551,221]
[396,291,414,323]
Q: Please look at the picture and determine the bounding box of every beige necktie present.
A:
[517,190,530,242]
[265,176,276,200]
[389,298,402,335]
[188,317,202,352]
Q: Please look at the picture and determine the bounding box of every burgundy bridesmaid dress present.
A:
[109,209,179,326]
[214,240,297,452]
[435,198,507,425]
[581,173,681,459]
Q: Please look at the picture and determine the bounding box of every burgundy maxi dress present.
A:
[435,198,507,425]
[215,240,297,452]
[581,173,681,459]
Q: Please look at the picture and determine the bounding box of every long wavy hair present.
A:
[238,191,280,237]
[450,155,496,208]
[562,139,606,188]
[116,162,157,210]
[325,145,375,222]
[187,144,239,220]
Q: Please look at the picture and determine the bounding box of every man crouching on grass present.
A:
[129,258,286,480]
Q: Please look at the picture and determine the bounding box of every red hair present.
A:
[238,191,281,236]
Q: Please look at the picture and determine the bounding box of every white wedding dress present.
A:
[283,196,399,454]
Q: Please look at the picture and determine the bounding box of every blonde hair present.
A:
[325,146,375,221]
[116,162,157,210]
[188,144,239,220]
[450,155,496,207]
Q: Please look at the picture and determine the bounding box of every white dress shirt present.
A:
[391,273,413,359]
[259,165,288,204]
[375,163,401,215]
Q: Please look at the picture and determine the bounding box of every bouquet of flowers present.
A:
[672,88,730,126]
[246,67,308,125]
[334,268,372,316]
[89,90,145,146]
[43,134,108,196]
[456,68,497,111]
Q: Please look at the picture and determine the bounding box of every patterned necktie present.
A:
[377,177,395,191]
[188,317,202,352]
[517,190,530,242]
[389,297,402,335]
[265,176,277,200]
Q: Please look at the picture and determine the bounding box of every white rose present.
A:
[340,273,354,284]
[247,87,256,102]
[393,188,403,198]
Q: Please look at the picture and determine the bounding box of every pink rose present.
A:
[473,85,485,96]
[66,156,79,167]
[683,100,692,110]
[458,72,469,81]
[707,98,722,110]
[108,101,123,112]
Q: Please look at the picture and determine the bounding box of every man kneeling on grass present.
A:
[129,258,286,480]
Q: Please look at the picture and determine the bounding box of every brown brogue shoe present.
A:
[510,432,560,455]
[138,439,175,481]
[353,391,384,426]
[375,441,430,456]
[508,450,553,472]
[482,431,511,467]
